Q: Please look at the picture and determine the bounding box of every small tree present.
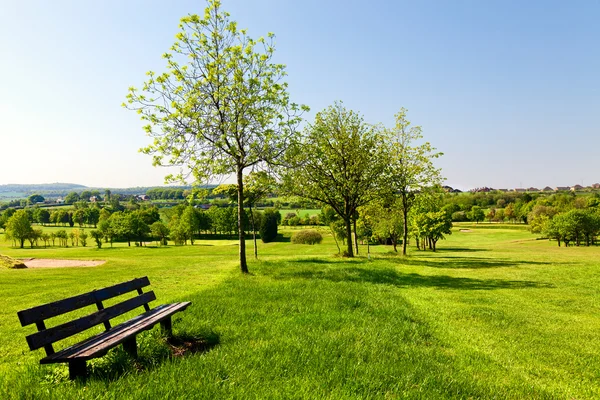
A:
[386,108,443,255]
[79,230,88,247]
[5,210,33,248]
[90,230,103,249]
[151,221,170,246]
[260,208,280,243]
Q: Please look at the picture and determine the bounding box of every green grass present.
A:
[0,225,599,398]
[278,208,321,217]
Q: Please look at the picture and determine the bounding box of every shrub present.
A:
[260,208,280,243]
[292,230,323,245]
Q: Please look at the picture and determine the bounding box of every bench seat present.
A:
[41,302,191,364]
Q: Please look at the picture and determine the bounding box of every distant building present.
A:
[56,198,64,204]
[527,187,539,192]
[555,186,570,191]
[592,183,600,189]
[542,186,553,192]
[90,196,98,203]
[136,195,150,201]
[513,188,526,192]
[497,189,508,192]
[571,184,584,192]
[471,187,493,193]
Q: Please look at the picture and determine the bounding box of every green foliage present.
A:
[4,210,33,248]
[291,230,323,245]
[64,192,80,204]
[260,208,280,243]
[90,230,103,248]
[150,221,169,245]
[283,102,388,257]
[466,206,485,223]
[385,108,443,255]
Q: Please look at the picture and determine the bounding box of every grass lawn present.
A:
[0,225,599,398]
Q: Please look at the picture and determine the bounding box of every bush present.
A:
[451,211,468,222]
[291,230,323,245]
[260,208,280,243]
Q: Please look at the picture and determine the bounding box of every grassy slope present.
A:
[0,225,599,399]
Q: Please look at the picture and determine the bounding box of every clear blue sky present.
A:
[1,0,598,190]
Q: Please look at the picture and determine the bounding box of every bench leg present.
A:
[160,316,173,337]
[69,359,87,380]
[123,336,138,358]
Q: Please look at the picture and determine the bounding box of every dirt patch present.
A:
[22,259,106,268]
[459,229,473,232]
[166,336,216,357]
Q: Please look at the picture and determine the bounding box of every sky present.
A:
[0,0,598,191]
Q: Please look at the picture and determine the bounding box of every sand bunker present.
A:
[22,259,106,268]
[459,229,473,232]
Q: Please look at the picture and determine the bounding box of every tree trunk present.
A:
[345,218,353,257]
[237,167,249,273]
[402,197,408,256]
[250,205,258,259]
[353,218,359,255]
[392,238,397,252]
[415,236,420,250]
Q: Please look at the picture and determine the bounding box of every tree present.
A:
[359,199,404,252]
[33,208,50,225]
[244,171,276,258]
[125,0,306,273]
[283,103,388,257]
[260,208,280,243]
[467,206,485,223]
[151,221,170,245]
[90,230,103,248]
[386,108,443,255]
[5,210,33,248]
[64,192,80,204]
[28,194,45,204]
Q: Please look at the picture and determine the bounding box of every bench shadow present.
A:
[273,266,553,291]
[55,330,220,383]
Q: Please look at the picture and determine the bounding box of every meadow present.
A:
[0,224,599,399]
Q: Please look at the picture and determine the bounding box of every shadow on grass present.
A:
[272,266,553,291]
[377,253,549,269]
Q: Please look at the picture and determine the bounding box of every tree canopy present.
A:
[282,102,388,257]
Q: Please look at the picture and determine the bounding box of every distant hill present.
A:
[0,183,87,192]
[0,182,218,200]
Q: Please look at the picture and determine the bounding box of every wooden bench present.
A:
[17,276,191,380]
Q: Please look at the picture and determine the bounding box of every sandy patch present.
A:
[21,259,106,268]
[459,229,473,232]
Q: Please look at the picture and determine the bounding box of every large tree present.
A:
[125,0,306,273]
[386,108,443,255]
[283,102,388,257]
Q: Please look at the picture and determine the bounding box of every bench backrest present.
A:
[17,277,155,356]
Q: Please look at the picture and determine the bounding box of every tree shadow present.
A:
[274,266,554,291]
[435,247,487,253]
[380,254,549,270]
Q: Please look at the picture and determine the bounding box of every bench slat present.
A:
[40,302,191,363]
[17,277,150,327]
[26,291,156,351]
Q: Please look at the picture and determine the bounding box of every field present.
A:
[0,224,599,399]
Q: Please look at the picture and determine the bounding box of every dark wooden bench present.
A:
[17,276,191,380]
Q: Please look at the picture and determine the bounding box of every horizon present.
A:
[1,0,598,190]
